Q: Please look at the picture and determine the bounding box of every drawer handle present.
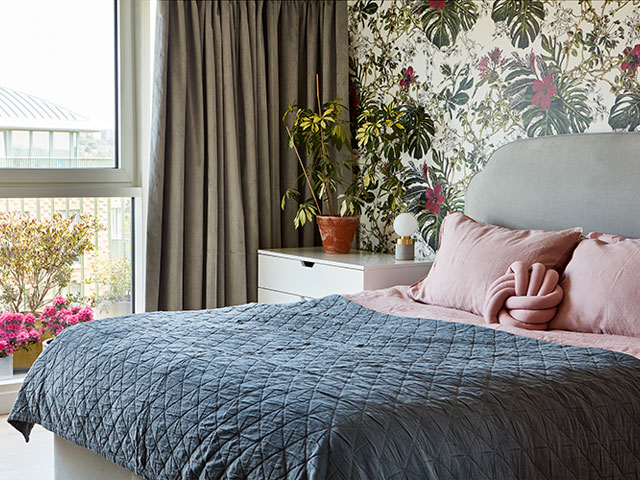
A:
[300,261,315,268]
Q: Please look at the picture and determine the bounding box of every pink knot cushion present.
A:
[483,261,563,331]
[408,212,582,315]
[550,232,640,337]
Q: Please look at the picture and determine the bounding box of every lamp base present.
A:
[395,243,414,261]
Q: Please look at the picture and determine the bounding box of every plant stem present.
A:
[315,74,335,215]
[285,126,322,215]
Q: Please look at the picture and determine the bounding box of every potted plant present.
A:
[0,212,100,367]
[281,75,359,254]
[0,312,40,379]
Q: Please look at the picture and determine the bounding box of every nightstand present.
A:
[258,247,433,304]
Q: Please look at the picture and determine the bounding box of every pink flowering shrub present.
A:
[39,296,94,337]
[0,312,41,358]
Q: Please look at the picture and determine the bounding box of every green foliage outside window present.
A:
[0,213,101,314]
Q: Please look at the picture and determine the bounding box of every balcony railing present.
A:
[0,156,114,168]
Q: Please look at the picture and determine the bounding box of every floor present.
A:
[0,414,53,479]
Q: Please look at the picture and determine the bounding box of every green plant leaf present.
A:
[491,0,544,49]
[609,92,640,131]
[414,0,479,48]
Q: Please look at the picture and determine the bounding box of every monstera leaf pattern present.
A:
[609,93,640,131]
[349,0,640,254]
[491,0,544,49]
[504,38,592,137]
[414,0,479,49]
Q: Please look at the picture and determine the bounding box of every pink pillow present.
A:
[409,213,582,315]
[550,232,640,337]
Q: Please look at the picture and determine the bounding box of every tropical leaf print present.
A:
[414,0,479,49]
[437,63,474,117]
[348,0,640,253]
[400,103,435,159]
[404,153,465,252]
[504,36,592,137]
[608,92,640,131]
[491,0,545,49]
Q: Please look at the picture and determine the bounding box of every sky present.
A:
[0,0,115,129]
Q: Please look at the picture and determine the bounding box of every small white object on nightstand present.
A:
[258,247,432,304]
[393,213,418,260]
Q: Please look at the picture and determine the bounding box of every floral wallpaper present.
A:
[348,0,640,257]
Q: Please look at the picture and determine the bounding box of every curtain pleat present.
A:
[146,0,349,311]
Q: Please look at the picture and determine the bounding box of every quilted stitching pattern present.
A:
[8,295,640,479]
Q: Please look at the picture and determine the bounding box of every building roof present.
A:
[0,86,97,132]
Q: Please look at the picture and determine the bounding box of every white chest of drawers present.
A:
[258,247,433,303]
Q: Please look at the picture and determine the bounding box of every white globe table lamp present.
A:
[393,213,418,260]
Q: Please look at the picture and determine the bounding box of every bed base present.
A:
[54,434,143,480]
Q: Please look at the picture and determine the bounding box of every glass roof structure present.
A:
[0,86,97,132]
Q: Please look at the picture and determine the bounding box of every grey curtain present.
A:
[146,0,349,311]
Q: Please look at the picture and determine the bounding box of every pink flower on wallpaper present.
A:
[488,47,503,64]
[429,0,446,10]
[425,184,445,214]
[399,66,415,90]
[621,44,640,75]
[478,56,490,79]
[349,86,360,117]
[531,74,557,109]
[529,51,536,74]
[478,48,505,79]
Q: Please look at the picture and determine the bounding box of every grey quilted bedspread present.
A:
[9,295,640,479]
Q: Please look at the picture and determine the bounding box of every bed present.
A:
[8,132,640,479]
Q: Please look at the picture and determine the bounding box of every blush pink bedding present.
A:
[346,286,640,360]
[407,212,582,316]
[550,232,640,337]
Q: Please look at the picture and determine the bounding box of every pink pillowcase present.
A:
[550,232,640,337]
[409,213,582,315]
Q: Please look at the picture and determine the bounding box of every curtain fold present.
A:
[146,0,349,311]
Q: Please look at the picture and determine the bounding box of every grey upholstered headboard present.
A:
[465,132,640,238]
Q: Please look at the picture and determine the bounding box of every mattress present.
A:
[9,293,640,479]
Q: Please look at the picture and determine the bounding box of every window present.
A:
[0,0,146,198]
[0,0,116,170]
[0,0,150,319]
[0,198,133,319]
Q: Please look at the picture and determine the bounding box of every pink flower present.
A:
[477,48,506,79]
[0,312,40,356]
[531,74,557,109]
[399,66,415,90]
[422,163,429,180]
[529,51,536,74]
[429,0,446,10]
[425,184,445,214]
[53,296,67,306]
[78,307,93,322]
[488,47,503,64]
[478,56,490,79]
[39,299,94,338]
[621,44,640,75]
[349,87,360,115]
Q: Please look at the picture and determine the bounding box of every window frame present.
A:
[0,0,151,313]
[0,0,145,199]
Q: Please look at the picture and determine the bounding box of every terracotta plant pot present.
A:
[316,215,359,254]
